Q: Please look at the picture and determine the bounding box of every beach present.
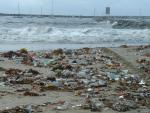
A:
[0,15,150,113]
[0,45,150,113]
[0,0,150,112]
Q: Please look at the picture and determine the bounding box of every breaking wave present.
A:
[0,16,150,45]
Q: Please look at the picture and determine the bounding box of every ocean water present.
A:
[0,16,150,51]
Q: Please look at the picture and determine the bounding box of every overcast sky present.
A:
[0,0,149,16]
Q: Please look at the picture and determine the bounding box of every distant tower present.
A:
[106,7,110,16]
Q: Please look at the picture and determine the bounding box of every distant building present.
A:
[106,7,110,15]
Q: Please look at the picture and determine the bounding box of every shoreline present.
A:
[0,43,149,52]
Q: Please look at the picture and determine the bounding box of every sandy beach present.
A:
[0,45,149,113]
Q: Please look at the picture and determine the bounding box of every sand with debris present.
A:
[0,46,150,113]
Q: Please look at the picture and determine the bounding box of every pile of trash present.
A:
[135,45,150,51]
[0,105,42,113]
[137,58,150,75]
[2,48,28,59]
[0,47,150,112]
[0,68,40,85]
[135,45,150,87]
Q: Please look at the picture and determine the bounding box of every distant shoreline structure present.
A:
[0,13,150,19]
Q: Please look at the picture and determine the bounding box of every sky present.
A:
[0,0,149,16]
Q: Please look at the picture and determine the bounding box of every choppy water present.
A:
[0,16,150,51]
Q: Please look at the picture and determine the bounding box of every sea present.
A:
[0,16,150,51]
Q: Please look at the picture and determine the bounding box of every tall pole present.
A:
[51,0,54,17]
[94,8,96,17]
[18,0,20,15]
[41,7,43,15]
[139,8,142,16]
